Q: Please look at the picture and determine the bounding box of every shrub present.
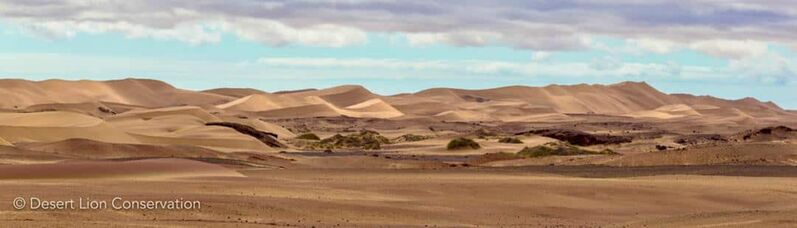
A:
[474,128,497,138]
[296,133,321,140]
[498,137,523,144]
[447,137,481,150]
[394,134,432,142]
[516,142,616,158]
[516,129,631,146]
[309,130,390,150]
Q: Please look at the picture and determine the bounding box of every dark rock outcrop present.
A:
[206,122,285,148]
[515,129,631,146]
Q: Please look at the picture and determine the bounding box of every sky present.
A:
[0,0,796,108]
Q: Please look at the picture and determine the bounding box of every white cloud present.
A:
[629,38,679,54]
[689,40,769,59]
[590,56,622,71]
[531,51,551,61]
[2,0,796,52]
[258,57,450,70]
[254,56,714,80]
[728,52,796,84]
[405,31,500,47]
[15,19,223,44]
[222,19,367,47]
[405,33,447,47]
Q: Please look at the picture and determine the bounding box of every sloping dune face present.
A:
[218,85,404,119]
[203,88,268,98]
[108,106,276,152]
[0,78,234,109]
[402,82,676,115]
[0,111,138,144]
[625,104,702,119]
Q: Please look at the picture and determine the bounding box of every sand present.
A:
[1,169,795,226]
[0,111,139,144]
[0,158,243,179]
[218,86,404,119]
[0,78,234,109]
[0,78,796,226]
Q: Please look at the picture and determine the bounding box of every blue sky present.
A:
[0,1,795,108]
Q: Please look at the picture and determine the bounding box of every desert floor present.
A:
[2,166,797,227]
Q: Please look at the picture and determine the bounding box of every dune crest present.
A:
[218,85,404,119]
[0,78,233,109]
[1,79,790,122]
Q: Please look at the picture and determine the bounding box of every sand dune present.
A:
[219,85,404,119]
[109,106,221,122]
[434,110,494,122]
[103,106,283,152]
[625,104,702,119]
[21,101,132,118]
[214,93,296,112]
[0,78,792,157]
[112,118,275,153]
[390,81,791,122]
[203,88,267,98]
[0,111,138,144]
[0,78,233,109]
[2,79,790,122]
[217,117,296,138]
[405,82,676,115]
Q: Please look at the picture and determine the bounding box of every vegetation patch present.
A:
[394,134,433,143]
[674,134,726,145]
[307,130,390,150]
[739,126,795,141]
[447,137,481,150]
[295,133,321,140]
[474,128,497,138]
[516,142,617,158]
[516,129,631,146]
[498,137,523,144]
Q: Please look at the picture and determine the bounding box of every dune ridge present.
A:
[0,78,234,109]
[1,78,790,122]
[218,85,404,119]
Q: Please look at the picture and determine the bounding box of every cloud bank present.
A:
[2,0,797,53]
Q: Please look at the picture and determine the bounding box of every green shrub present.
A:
[498,137,523,144]
[394,134,432,142]
[474,128,497,138]
[447,137,481,150]
[516,142,617,158]
[296,133,321,140]
[309,130,390,150]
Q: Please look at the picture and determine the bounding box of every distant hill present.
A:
[0,78,791,122]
